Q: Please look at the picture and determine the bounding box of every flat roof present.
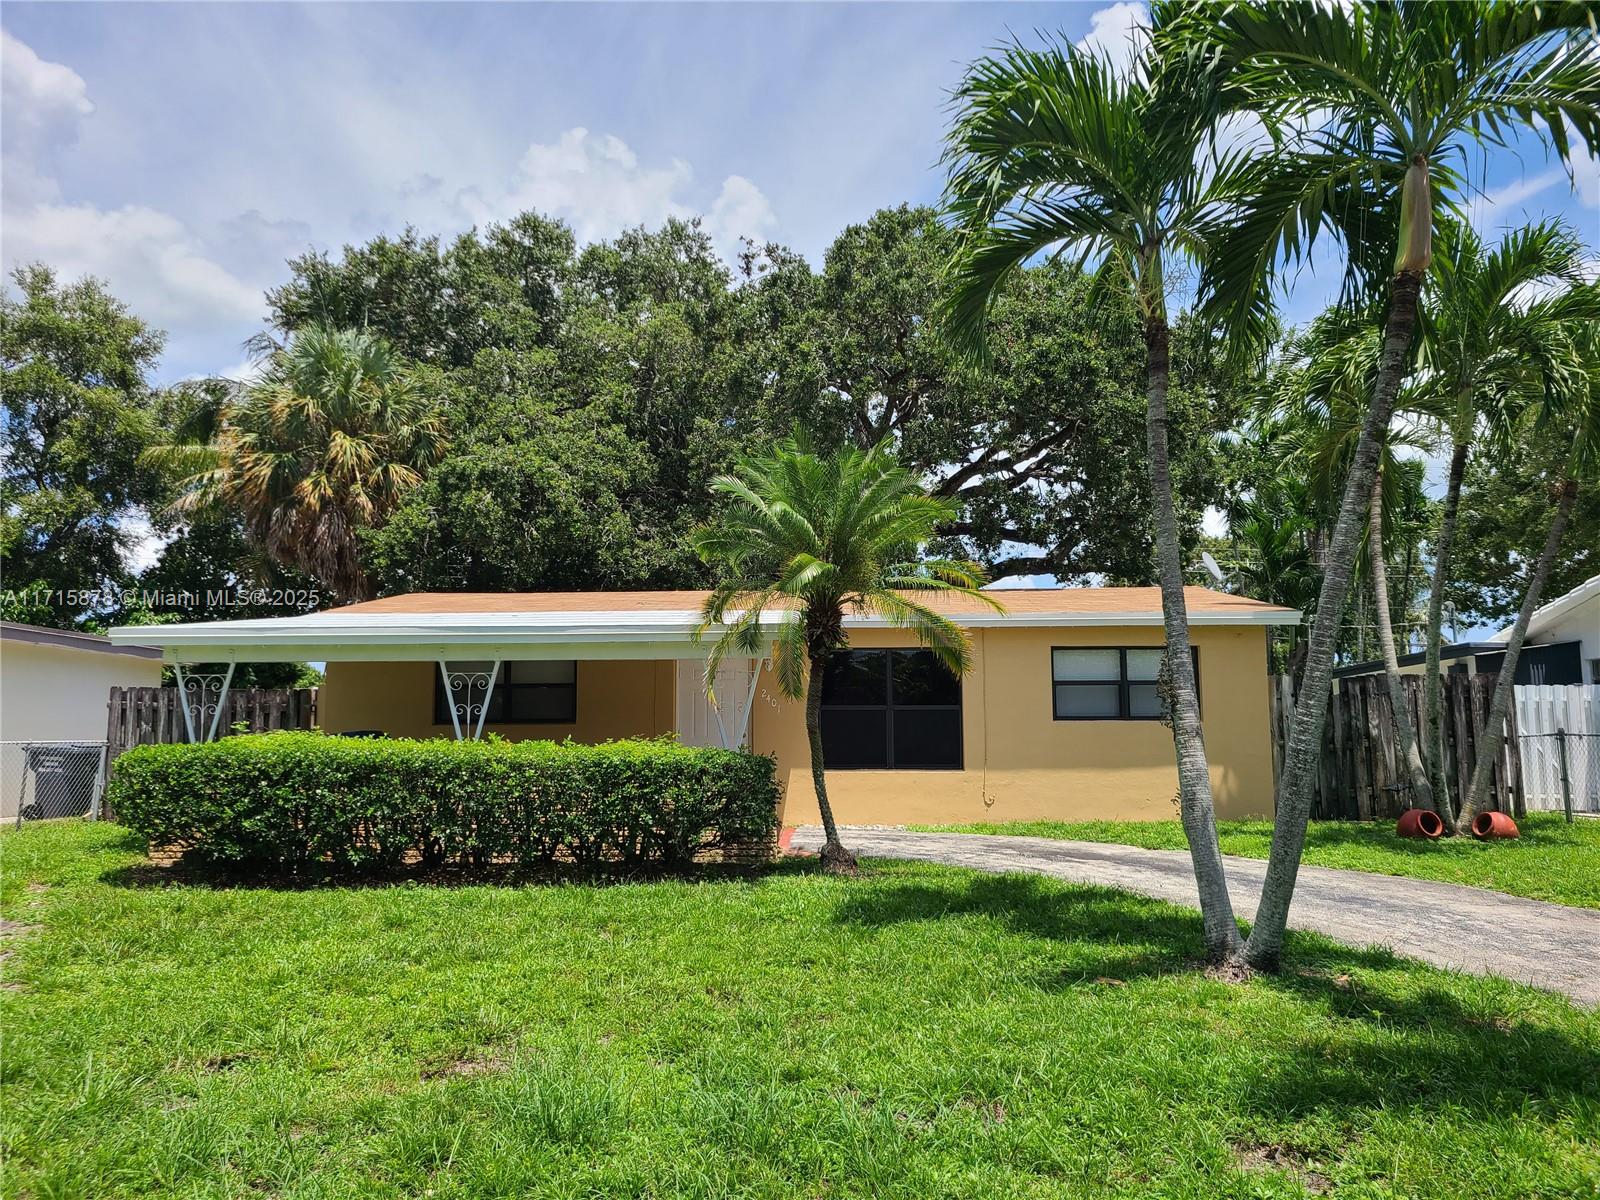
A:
[1,620,162,660]
[107,586,1300,664]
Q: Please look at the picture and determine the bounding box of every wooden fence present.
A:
[1268,672,1523,821]
[106,686,318,763]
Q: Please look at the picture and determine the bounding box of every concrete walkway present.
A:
[788,826,1600,1006]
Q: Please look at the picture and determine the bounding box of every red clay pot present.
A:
[1396,809,1444,839]
[1471,811,1520,840]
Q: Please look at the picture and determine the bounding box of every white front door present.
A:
[675,658,758,749]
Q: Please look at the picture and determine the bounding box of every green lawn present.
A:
[3,821,1598,1199]
[911,813,1600,909]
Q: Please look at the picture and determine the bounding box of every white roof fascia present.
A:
[107,603,1300,663]
[1485,574,1600,644]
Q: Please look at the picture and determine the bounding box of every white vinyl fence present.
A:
[1515,685,1600,816]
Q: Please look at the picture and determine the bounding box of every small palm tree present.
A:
[941,32,1254,962]
[1181,0,1599,969]
[1458,300,1600,833]
[691,434,1000,874]
[162,326,447,602]
[1270,312,1442,818]
[1412,220,1598,814]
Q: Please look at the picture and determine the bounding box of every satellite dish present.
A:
[1200,550,1227,584]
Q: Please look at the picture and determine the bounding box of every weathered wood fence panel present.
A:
[1268,673,1523,820]
[106,686,318,763]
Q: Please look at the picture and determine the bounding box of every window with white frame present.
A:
[1050,647,1198,721]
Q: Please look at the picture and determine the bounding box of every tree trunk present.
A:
[1421,439,1468,825]
[1146,315,1243,963]
[1456,477,1577,832]
[805,652,856,874]
[1368,465,1435,815]
[1244,268,1424,972]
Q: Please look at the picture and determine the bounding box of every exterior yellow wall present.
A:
[317,625,1277,823]
[751,625,1276,825]
[319,659,675,742]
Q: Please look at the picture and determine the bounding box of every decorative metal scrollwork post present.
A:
[438,661,501,740]
[173,663,236,743]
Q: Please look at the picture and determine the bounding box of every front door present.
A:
[675,658,758,749]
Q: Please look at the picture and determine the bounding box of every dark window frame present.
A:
[820,648,963,770]
[432,661,578,726]
[1050,646,1201,722]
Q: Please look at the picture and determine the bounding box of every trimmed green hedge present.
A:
[107,732,780,872]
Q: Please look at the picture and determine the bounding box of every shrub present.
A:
[107,732,780,873]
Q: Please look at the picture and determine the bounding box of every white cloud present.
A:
[448,127,776,266]
[1,28,93,152]
[1202,506,1229,538]
[118,513,173,574]
[1,31,264,354]
[4,201,261,327]
[707,175,778,253]
[1076,3,1149,76]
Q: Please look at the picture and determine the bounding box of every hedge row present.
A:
[107,732,780,872]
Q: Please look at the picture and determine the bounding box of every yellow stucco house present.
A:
[110,587,1299,825]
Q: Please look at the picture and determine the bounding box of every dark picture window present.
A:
[820,649,962,769]
[433,661,577,725]
[1051,647,1199,721]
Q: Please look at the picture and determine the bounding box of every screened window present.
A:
[1051,647,1198,721]
[820,649,962,769]
[433,661,577,725]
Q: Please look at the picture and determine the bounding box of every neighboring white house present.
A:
[1,622,163,822]
[1488,574,1600,685]
[0,621,164,743]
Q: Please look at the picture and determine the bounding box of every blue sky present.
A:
[4,2,1595,387]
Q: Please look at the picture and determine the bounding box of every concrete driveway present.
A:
[788,826,1600,1006]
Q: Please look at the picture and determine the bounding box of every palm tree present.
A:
[690,434,1000,874]
[1412,220,1598,817]
[941,33,1254,962]
[1457,304,1600,833]
[1186,0,1599,969]
[162,326,448,602]
[1273,313,1441,817]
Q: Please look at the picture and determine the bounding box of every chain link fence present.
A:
[1517,731,1600,818]
[1,741,108,828]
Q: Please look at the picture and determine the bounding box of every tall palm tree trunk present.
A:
[1421,440,1469,825]
[1368,467,1435,815]
[805,653,857,874]
[1245,268,1424,971]
[1145,315,1243,963]
[1456,477,1577,832]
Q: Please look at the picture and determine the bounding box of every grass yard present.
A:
[912,813,1600,909]
[3,821,1599,1199]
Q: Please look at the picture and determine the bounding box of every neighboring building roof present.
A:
[1333,641,1499,678]
[1334,638,1584,685]
[0,620,162,661]
[107,586,1299,664]
[1487,574,1600,644]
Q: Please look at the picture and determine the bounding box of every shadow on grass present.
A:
[836,870,1600,1119]
[98,845,804,892]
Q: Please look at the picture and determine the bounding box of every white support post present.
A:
[174,663,198,743]
[707,658,764,751]
[439,660,464,740]
[206,662,236,743]
[728,658,765,750]
[439,661,499,741]
[473,661,501,740]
